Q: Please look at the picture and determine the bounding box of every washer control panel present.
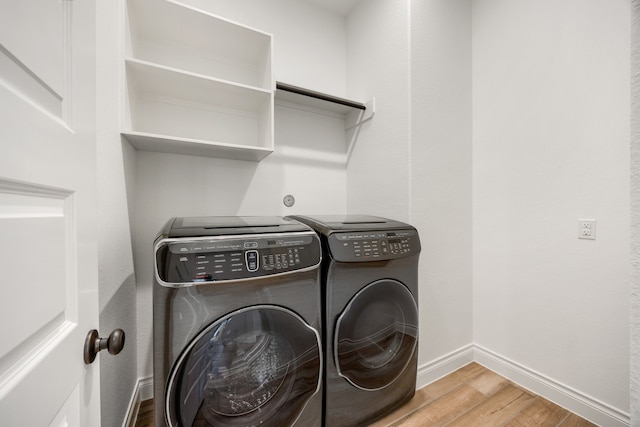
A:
[156,233,321,285]
[328,229,420,262]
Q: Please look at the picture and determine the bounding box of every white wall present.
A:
[346,0,411,221]
[96,1,138,426]
[631,0,640,423]
[473,0,630,421]
[410,0,473,373]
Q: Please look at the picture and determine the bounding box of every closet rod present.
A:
[276,82,366,110]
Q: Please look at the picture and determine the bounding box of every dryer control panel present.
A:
[155,233,321,286]
[327,229,421,263]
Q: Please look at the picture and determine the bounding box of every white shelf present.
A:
[126,0,272,89]
[122,131,273,161]
[122,0,274,161]
[125,59,272,110]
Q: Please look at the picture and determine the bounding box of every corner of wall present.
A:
[474,346,630,427]
[630,0,640,423]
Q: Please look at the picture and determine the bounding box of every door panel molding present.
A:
[0,178,78,405]
[0,0,71,122]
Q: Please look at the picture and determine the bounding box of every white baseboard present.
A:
[416,344,474,389]
[473,345,630,427]
[123,377,154,427]
[122,381,141,427]
[139,376,154,401]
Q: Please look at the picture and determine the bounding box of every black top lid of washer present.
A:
[287,215,414,235]
[159,216,312,238]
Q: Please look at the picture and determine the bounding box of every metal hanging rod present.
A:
[276,82,367,110]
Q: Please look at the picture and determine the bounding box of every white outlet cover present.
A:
[578,219,596,240]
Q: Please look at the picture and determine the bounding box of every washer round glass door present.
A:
[334,279,418,391]
[166,306,322,427]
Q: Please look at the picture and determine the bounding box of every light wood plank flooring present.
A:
[134,399,153,427]
[134,363,596,426]
[369,363,595,427]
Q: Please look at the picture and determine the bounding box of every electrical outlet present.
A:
[578,219,596,240]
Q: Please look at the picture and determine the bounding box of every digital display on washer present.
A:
[328,229,420,262]
[156,234,321,284]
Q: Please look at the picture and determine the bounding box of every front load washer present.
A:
[153,216,323,427]
[288,215,421,426]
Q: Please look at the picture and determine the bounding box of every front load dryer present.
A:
[288,215,421,426]
[153,216,323,427]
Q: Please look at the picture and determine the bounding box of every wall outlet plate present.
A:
[578,219,596,240]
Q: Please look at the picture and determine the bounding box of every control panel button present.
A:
[245,250,259,272]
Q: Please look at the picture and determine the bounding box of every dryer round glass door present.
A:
[165,305,322,427]
[334,279,418,391]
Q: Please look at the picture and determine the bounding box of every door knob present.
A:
[84,329,125,364]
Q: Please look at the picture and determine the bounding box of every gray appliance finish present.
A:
[153,216,323,427]
[288,215,421,427]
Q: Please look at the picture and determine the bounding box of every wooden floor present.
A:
[368,363,595,427]
[134,363,596,427]
[134,398,153,427]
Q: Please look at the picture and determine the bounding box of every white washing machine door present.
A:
[334,279,418,391]
[165,305,322,427]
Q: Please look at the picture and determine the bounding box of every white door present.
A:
[0,0,100,426]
